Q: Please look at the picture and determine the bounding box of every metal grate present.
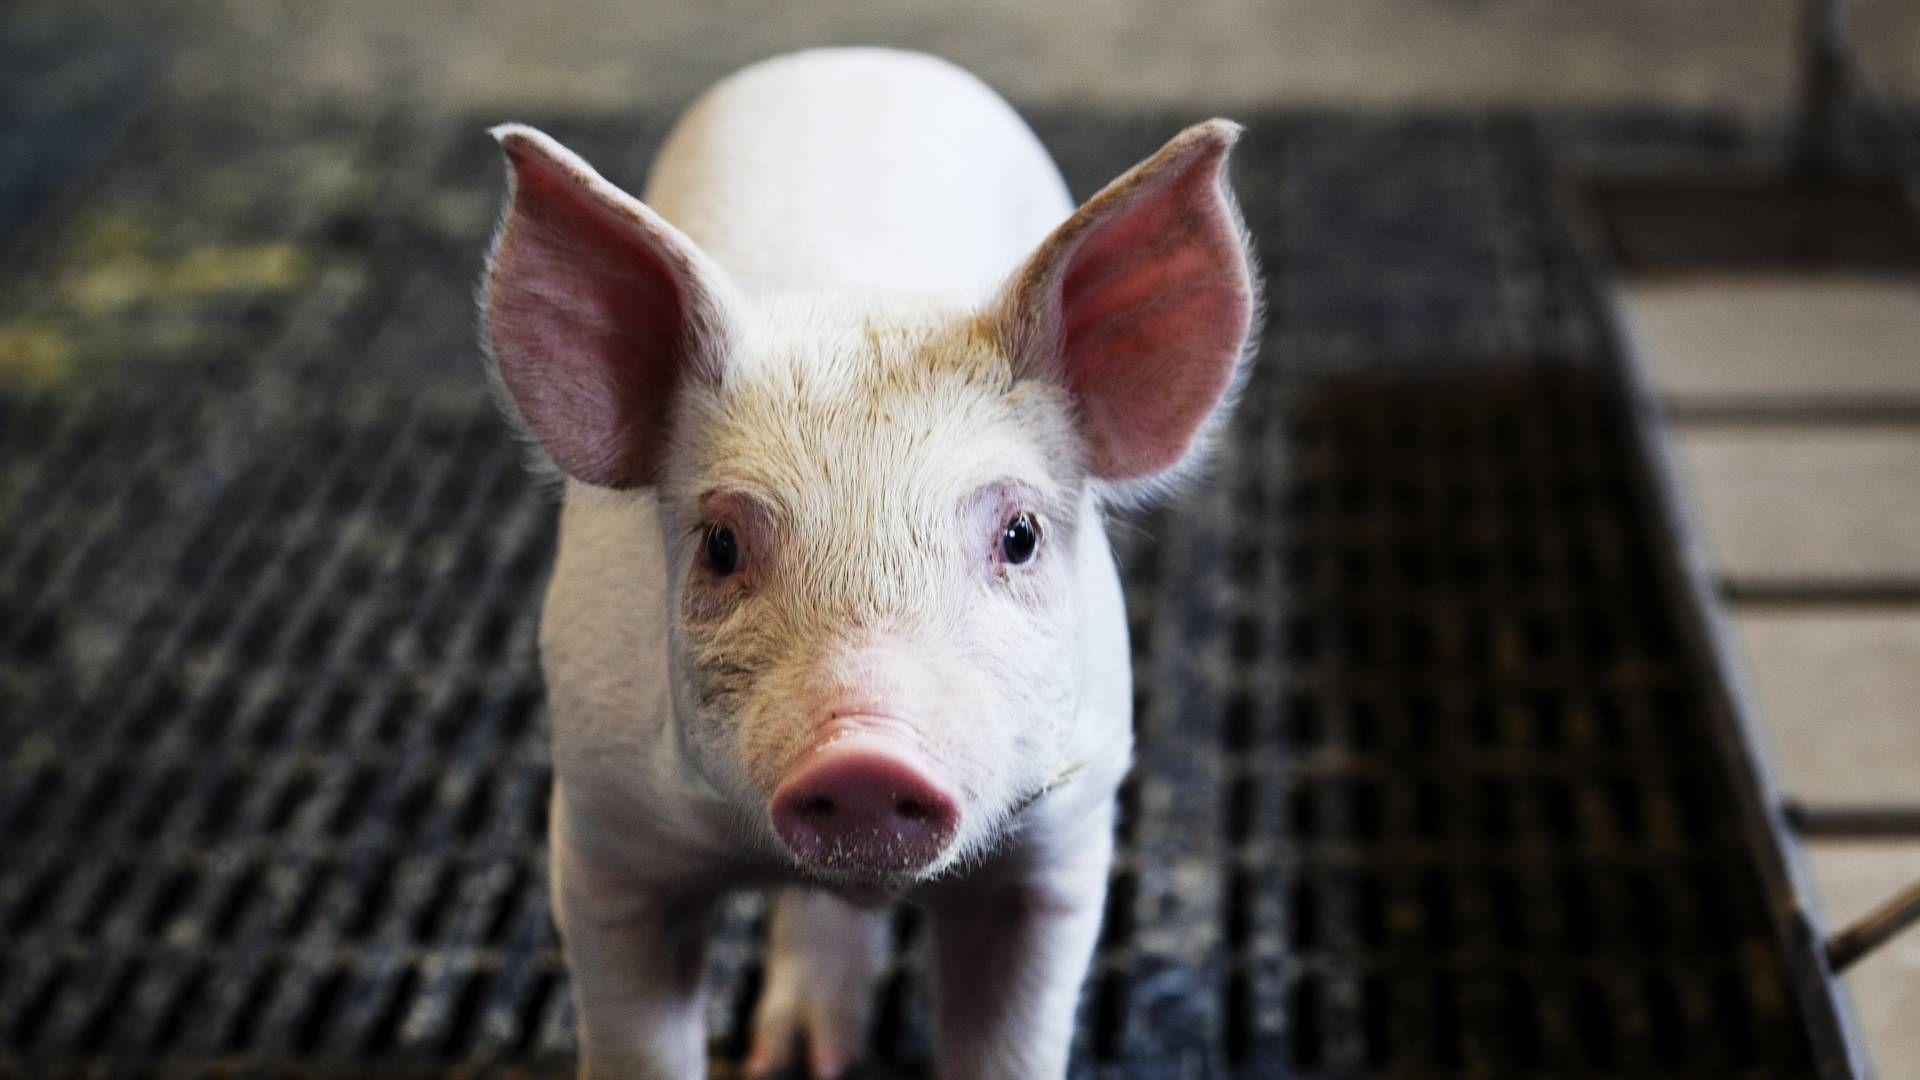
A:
[0,100,1852,1076]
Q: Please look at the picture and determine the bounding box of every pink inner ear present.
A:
[1041,128,1254,482]
[487,132,702,489]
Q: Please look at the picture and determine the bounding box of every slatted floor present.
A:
[0,92,1866,1076]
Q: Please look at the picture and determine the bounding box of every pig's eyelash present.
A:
[684,520,737,543]
[682,522,731,570]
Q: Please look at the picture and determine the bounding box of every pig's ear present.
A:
[482,123,741,489]
[995,120,1258,490]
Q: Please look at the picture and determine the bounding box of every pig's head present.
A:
[482,121,1257,884]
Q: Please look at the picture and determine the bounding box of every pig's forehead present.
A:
[730,293,1007,389]
[687,297,1079,505]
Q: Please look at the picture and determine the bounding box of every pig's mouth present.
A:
[1003,758,1087,817]
[769,717,962,879]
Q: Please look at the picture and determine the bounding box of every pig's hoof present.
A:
[743,994,862,1080]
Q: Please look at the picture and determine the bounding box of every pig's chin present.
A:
[785,860,944,903]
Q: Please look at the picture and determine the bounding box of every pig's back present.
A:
[642,48,1073,301]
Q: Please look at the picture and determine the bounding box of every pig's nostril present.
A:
[896,799,930,822]
[798,795,835,818]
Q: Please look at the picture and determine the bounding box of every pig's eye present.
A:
[1000,513,1040,565]
[704,525,741,576]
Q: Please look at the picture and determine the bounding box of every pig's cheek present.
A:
[679,628,756,714]
[993,544,1072,612]
[669,647,765,803]
[980,588,1079,726]
[989,605,1081,746]
[681,575,751,624]
[950,606,1074,773]
[679,618,808,793]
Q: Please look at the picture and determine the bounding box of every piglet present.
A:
[480,46,1257,1080]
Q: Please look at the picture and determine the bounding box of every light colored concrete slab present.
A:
[1805,840,1920,1080]
[1674,427,1920,581]
[1624,277,1920,402]
[1733,611,1920,804]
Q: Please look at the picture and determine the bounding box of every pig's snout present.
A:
[771,731,959,874]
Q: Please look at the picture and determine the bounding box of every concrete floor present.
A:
[1626,276,1920,1078]
[1677,428,1920,583]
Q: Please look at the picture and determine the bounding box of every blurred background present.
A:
[24,0,1920,114]
[3,2,1918,1077]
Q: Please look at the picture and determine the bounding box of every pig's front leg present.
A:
[550,807,716,1080]
[928,813,1114,1079]
[745,887,891,1078]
